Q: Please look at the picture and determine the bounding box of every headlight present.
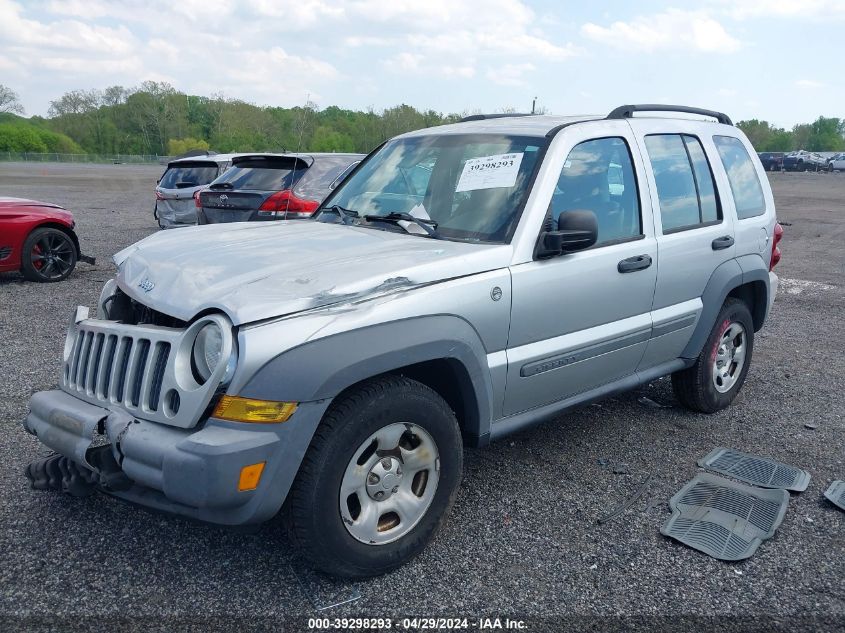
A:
[192,322,224,383]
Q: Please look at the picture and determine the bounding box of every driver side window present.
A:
[552,137,642,246]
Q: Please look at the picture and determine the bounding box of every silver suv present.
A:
[23,105,783,578]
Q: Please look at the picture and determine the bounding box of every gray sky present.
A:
[1,0,840,127]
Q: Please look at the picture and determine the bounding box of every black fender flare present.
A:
[239,315,494,441]
[681,256,770,359]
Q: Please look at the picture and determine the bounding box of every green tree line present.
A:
[736,117,845,152]
[1,81,462,156]
[1,83,843,156]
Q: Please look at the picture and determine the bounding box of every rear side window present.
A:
[644,134,721,233]
[214,158,305,191]
[159,163,219,189]
[713,135,766,219]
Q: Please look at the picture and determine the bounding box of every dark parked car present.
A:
[757,152,784,171]
[197,153,363,224]
[782,150,826,172]
[0,197,94,282]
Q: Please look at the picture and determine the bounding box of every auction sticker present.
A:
[456,152,524,192]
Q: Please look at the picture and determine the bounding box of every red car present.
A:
[0,197,94,282]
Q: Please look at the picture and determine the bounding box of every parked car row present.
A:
[758,150,845,172]
[156,152,363,228]
[783,150,827,172]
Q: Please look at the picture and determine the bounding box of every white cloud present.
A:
[487,63,536,86]
[247,0,343,27]
[383,53,474,79]
[795,79,825,88]
[715,0,845,20]
[0,0,136,54]
[582,9,742,53]
[343,35,396,47]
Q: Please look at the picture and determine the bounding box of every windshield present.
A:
[159,162,219,189]
[212,158,306,191]
[320,134,545,243]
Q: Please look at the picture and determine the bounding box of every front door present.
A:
[503,122,658,417]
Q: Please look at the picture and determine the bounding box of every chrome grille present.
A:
[59,308,234,429]
[65,330,171,413]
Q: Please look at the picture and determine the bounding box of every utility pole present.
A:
[531,97,537,114]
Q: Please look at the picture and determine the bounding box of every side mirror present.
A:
[538,209,598,258]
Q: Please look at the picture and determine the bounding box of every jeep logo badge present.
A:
[138,278,155,292]
[219,194,228,202]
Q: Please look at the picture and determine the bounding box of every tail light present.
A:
[770,222,783,271]
[258,190,320,218]
[194,189,204,208]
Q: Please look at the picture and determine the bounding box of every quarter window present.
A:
[644,134,721,233]
[713,135,766,219]
[551,137,641,246]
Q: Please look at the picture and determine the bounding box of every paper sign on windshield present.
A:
[456,152,524,192]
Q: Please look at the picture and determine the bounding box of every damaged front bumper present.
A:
[22,389,317,525]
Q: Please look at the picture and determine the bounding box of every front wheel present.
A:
[672,298,755,413]
[285,375,463,578]
[20,227,77,282]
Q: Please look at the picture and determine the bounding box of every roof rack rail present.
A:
[607,104,732,126]
[459,113,533,122]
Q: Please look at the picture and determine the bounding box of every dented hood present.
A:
[113,221,509,325]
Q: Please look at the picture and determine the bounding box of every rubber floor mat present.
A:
[661,473,789,561]
[824,480,845,512]
[698,447,811,492]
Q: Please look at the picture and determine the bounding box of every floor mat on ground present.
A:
[697,447,811,492]
[661,473,790,561]
[823,480,845,512]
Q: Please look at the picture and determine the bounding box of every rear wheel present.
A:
[285,375,463,578]
[20,227,77,282]
[672,298,754,413]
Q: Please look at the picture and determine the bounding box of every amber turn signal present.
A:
[212,395,297,423]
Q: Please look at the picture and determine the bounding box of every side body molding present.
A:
[239,315,494,442]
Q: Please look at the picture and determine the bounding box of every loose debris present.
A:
[597,474,653,525]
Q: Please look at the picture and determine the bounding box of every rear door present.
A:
[629,121,736,370]
[503,121,658,416]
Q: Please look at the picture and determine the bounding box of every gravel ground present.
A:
[0,163,843,632]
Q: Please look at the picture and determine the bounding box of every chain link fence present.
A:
[0,152,171,164]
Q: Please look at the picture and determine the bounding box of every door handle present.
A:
[711,235,735,250]
[617,254,652,273]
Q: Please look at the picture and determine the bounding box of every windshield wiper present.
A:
[363,212,441,239]
[208,182,234,190]
[318,204,360,225]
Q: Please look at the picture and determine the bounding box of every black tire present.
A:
[20,227,77,282]
[285,375,463,578]
[672,298,755,413]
